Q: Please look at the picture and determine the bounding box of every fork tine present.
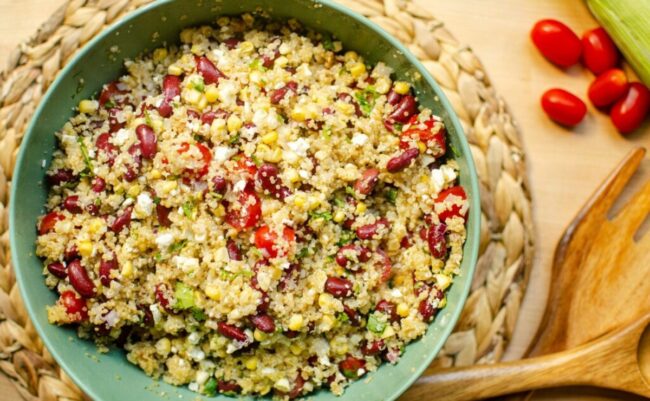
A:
[612,178,650,233]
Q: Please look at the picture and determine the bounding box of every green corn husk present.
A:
[587,0,650,86]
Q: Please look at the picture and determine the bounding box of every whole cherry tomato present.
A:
[582,27,620,75]
[610,82,650,134]
[254,225,296,258]
[588,69,628,108]
[225,189,261,230]
[541,88,587,127]
[531,19,582,68]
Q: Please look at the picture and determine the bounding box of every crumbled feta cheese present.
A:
[104,310,119,327]
[287,138,310,156]
[188,347,205,361]
[173,256,199,272]
[149,304,162,324]
[188,332,201,344]
[252,109,268,128]
[188,383,199,392]
[218,80,238,106]
[134,192,154,218]
[213,146,237,163]
[440,164,458,183]
[297,63,312,78]
[155,232,175,249]
[351,133,368,146]
[431,168,446,193]
[113,128,131,146]
[391,289,403,298]
[274,378,291,392]
[233,179,247,192]
[299,170,310,179]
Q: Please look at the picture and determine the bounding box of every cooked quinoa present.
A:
[35,15,469,399]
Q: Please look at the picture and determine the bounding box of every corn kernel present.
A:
[268,148,283,163]
[417,141,427,153]
[333,210,346,223]
[285,169,300,183]
[337,102,355,116]
[197,95,208,111]
[227,114,242,132]
[153,48,168,63]
[288,314,304,331]
[183,88,202,105]
[307,196,321,211]
[290,106,307,122]
[438,297,447,309]
[320,314,336,331]
[78,100,98,114]
[156,338,171,356]
[397,303,409,317]
[168,64,183,76]
[254,329,268,342]
[318,293,334,309]
[393,274,406,286]
[431,258,444,272]
[349,63,366,78]
[261,131,278,144]
[205,284,221,301]
[381,325,396,339]
[245,357,258,370]
[355,202,367,214]
[121,261,134,278]
[289,343,303,355]
[78,240,93,258]
[434,273,452,291]
[160,180,177,195]
[214,204,226,218]
[205,85,219,103]
[344,51,358,62]
[331,336,348,355]
[240,41,255,54]
[275,56,288,68]
[375,77,391,94]
[88,218,104,235]
[293,193,306,208]
[270,265,283,280]
[393,81,410,95]
[151,118,164,134]
[149,169,162,180]
[127,184,141,198]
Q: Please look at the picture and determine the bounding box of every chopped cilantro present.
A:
[322,33,334,51]
[385,188,398,204]
[182,201,195,219]
[322,127,332,140]
[345,186,355,196]
[228,134,240,144]
[153,196,161,205]
[297,247,310,259]
[169,240,187,253]
[336,312,349,323]
[251,154,262,166]
[103,100,115,109]
[309,210,332,221]
[76,136,94,175]
[333,197,345,208]
[249,58,265,71]
[191,307,206,321]
[154,252,163,262]
[336,230,356,246]
[355,86,379,115]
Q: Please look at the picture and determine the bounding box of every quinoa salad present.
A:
[35,15,469,399]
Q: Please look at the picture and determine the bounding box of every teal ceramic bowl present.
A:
[10,0,480,400]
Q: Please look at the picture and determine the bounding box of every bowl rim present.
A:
[10,0,480,400]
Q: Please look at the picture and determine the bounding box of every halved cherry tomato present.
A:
[582,27,620,75]
[588,69,628,108]
[541,88,587,127]
[399,116,446,157]
[39,212,64,235]
[177,142,212,178]
[531,19,582,68]
[59,290,88,322]
[233,153,258,176]
[435,186,468,222]
[99,81,128,107]
[225,189,262,230]
[254,225,296,258]
[610,82,650,135]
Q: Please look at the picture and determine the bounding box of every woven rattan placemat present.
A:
[0,0,535,399]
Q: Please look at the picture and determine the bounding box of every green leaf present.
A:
[333,197,345,208]
[191,307,206,321]
[203,377,217,396]
[251,154,262,166]
[174,282,194,310]
[296,247,310,259]
[249,58,265,71]
[153,196,161,205]
[367,312,387,334]
[355,86,380,115]
[309,211,332,221]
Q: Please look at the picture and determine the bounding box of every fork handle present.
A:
[400,314,650,401]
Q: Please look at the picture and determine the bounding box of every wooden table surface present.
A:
[0,0,648,400]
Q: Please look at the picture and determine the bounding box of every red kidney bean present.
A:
[108,108,125,133]
[223,37,241,49]
[226,239,243,261]
[354,168,380,195]
[339,355,366,379]
[337,93,362,116]
[335,244,371,268]
[99,255,118,286]
[86,204,100,216]
[186,109,200,120]
[111,206,133,233]
[39,211,64,235]
[162,74,181,100]
[155,284,172,311]
[278,263,301,292]
[356,218,390,240]
[257,163,291,200]
[388,95,417,123]
[67,259,95,298]
[217,322,248,342]
[92,177,106,192]
[324,277,353,298]
[376,248,392,283]
[212,176,228,194]
[361,339,385,356]
[387,148,420,173]
[400,234,412,248]
[427,223,447,258]
[47,169,75,186]
[288,373,305,400]
[123,144,142,182]
[217,380,242,394]
[250,314,275,333]
[158,102,172,118]
[95,132,118,166]
[375,300,399,322]
[99,82,127,107]
[386,90,403,106]
[135,124,157,159]
[418,298,436,322]
[257,290,270,313]
[137,304,154,326]
[270,81,298,104]
[201,111,216,125]
[262,48,280,68]
[195,55,225,84]
[63,195,82,214]
[155,204,172,227]
[59,290,88,321]
[342,304,360,326]
[47,262,67,278]
[64,245,79,261]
